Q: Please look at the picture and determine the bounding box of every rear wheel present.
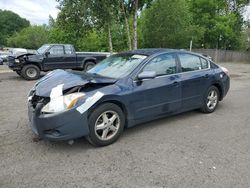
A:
[21,64,40,80]
[84,61,95,71]
[86,103,125,146]
[200,86,219,113]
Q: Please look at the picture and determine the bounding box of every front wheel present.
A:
[200,86,219,113]
[16,70,21,76]
[21,64,40,80]
[86,103,125,146]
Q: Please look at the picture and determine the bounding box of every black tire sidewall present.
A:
[202,86,219,113]
[16,70,21,75]
[21,65,40,80]
[87,103,125,146]
[84,61,95,71]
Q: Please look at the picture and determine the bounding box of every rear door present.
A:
[177,53,213,110]
[43,45,67,70]
[130,53,182,120]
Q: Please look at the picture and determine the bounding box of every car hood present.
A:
[15,53,37,59]
[26,54,43,61]
[35,69,117,97]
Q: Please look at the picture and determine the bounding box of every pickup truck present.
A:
[7,44,110,80]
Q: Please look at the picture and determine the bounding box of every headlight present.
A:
[15,59,20,63]
[41,92,85,113]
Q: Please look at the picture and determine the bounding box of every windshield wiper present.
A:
[90,72,115,79]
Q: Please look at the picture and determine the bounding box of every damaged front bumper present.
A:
[28,101,90,141]
[7,56,22,71]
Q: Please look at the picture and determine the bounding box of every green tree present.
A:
[54,0,128,52]
[140,0,194,48]
[7,25,49,49]
[89,0,122,52]
[241,27,250,51]
[121,0,153,49]
[55,0,92,50]
[0,9,30,45]
[187,0,250,49]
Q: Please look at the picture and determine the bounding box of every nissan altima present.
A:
[28,49,230,146]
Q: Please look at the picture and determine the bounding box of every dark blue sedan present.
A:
[28,49,230,146]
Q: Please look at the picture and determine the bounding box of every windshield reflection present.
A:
[87,54,147,79]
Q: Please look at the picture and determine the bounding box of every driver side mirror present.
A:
[137,71,156,80]
[45,51,50,57]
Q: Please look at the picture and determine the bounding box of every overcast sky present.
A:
[0,0,249,25]
[0,0,59,25]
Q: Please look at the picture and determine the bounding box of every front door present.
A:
[130,53,182,121]
[43,45,67,70]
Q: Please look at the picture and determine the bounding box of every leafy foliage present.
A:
[140,0,194,48]
[187,0,250,49]
[7,26,49,49]
[2,0,250,51]
[241,27,250,51]
[0,9,30,45]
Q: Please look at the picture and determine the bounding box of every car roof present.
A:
[123,48,209,59]
[125,48,176,56]
[43,44,72,46]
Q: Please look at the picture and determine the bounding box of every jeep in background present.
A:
[7,44,110,80]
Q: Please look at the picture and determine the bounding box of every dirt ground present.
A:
[1,63,250,188]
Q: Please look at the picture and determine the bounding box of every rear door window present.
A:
[178,53,202,72]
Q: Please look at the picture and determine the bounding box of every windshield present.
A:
[87,54,147,79]
[37,44,50,54]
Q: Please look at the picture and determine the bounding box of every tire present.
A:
[200,86,220,113]
[84,61,95,71]
[21,64,40,80]
[86,103,125,147]
[16,70,21,75]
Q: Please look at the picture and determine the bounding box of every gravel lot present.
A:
[1,63,250,188]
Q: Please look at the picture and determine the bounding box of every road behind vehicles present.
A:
[7,44,110,80]
[28,49,230,147]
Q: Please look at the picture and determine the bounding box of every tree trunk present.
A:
[132,0,138,50]
[108,24,113,53]
[121,1,132,50]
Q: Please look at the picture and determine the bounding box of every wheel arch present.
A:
[23,62,42,70]
[211,83,223,101]
[82,57,97,66]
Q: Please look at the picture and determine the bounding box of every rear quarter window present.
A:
[210,62,219,69]
[200,57,209,69]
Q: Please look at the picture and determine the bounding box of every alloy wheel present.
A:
[207,90,218,110]
[94,111,120,141]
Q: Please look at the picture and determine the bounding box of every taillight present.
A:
[221,66,229,76]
